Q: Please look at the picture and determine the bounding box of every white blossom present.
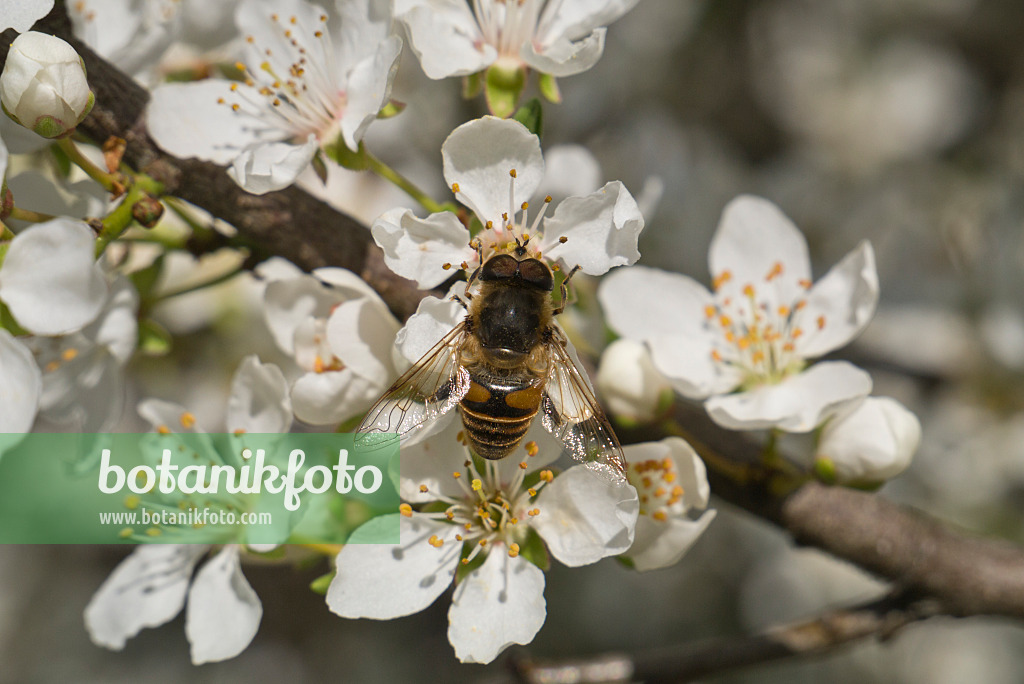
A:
[0,32,94,139]
[373,116,643,288]
[327,417,637,663]
[623,437,715,572]
[0,1,54,35]
[599,195,878,432]
[0,329,42,434]
[147,0,401,194]
[596,338,673,426]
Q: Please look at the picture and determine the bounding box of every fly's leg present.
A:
[553,265,581,315]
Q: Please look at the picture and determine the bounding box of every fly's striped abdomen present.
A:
[459,375,543,460]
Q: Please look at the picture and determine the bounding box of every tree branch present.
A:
[510,590,941,683]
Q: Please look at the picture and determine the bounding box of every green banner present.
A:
[0,433,399,544]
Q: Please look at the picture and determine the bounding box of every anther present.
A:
[399,503,413,517]
[558,236,567,244]
[508,543,520,557]
[419,485,428,493]
[180,412,196,429]
[442,263,452,270]
[509,169,517,178]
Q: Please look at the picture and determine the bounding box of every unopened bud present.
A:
[131,195,164,228]
[0,32,95,139]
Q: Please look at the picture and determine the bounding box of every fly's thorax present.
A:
[469,280,553,356]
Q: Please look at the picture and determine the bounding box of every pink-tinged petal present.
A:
[599,265,714,339]
[816,396,921,483]
[226,356,292,434]
[705,361,872,432]
[0,330,41,433]
[0,218,107,335]
[796,242,879,358]
[227,135,319,194]
[531,466,638,567]
[647,333,743,399]
[708,195,811,311]
[397,1,494,79]
[521,29,605,78]
[536,0,639,43]
[371,208,474,289]
[541,181,643,275]
[628,512,716,572]
[148,81,264,165]
[185,547,262,665]
[448,550,545,664]
[442,117,544,224]
[327,515,461,619]
[291,368,379,426]
[326,298,401,383]
[84,545,207,651]
[339,35,402,150]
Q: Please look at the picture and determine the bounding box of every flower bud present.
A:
[597,339,674,427]
[0,32,94,139]
[815,396,921,485]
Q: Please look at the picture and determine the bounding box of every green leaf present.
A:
[485,63,526,119]
[512,98,544,137]
[538,73,561,104]
[138,318,172,356]
[518,528,550,571]
[309,570,336,595]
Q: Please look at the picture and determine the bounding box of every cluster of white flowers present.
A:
[0,0,927,671]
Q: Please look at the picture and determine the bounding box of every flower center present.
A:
[402,438,551,563]
[629,458,685,521]
[704,263,825,386]
[218,12,345,143]
[473,0,550,58]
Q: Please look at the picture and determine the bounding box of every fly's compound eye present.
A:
[518,258,554,291]
[480,254,519,281]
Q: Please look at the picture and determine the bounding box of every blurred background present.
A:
[5,0,1024,681]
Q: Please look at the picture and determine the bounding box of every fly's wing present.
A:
[355,321,471,452]
[540,332,628,483]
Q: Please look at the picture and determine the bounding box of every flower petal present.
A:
[226,356,292,434]
[531,466,638,567]
[394,284,467,365]
[326,298,401,383]
[84,545,207,651]
[442,117,544,224]
[339,35,402,150]
[227,135,320,194]
[290,368,379,425]
[598,265,713,339]
[148,81,263,165]
[448,550,546,664]
[0,330,41,432]
[0,218,107,335]
[647,333,743,399]
[371,208,474,289]
[796,241,879,358]
[540,144,602,201]
[521,29,605,78]
[185,546,262,665]
[537,0,639,42]
[816,396,921,483]
[0,0,54,33]
[708,195,811,311]
[84,275,139,364]
[705,361,872,432]
[396,1,494,79]
[627,512,716,572]
[327,515,461,619]
[263,273,346,356]
[541,181,643,275]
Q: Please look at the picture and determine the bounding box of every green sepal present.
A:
[538,73,561,103]
[138,318,172,356]
[463,71,484,99]
[311,151,329,185]
[518,527,550,571]
[377,99,406,119]
[309,570,336,595]
[485,63,526,118]
[812,456,837,484]
[76,91,95,125]
[0,100,20,127]
[0,301,28,336]
[325,137,367,171]
[32,115,68,139]
[512,98,543,137]
[616,554,636,570]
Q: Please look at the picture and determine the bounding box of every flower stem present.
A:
[159,265,245,299]
[94,183,148,255]
[363,150,445,214]
[56,136,123,194]
[7,206,56,223]
[0,220,14,241]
